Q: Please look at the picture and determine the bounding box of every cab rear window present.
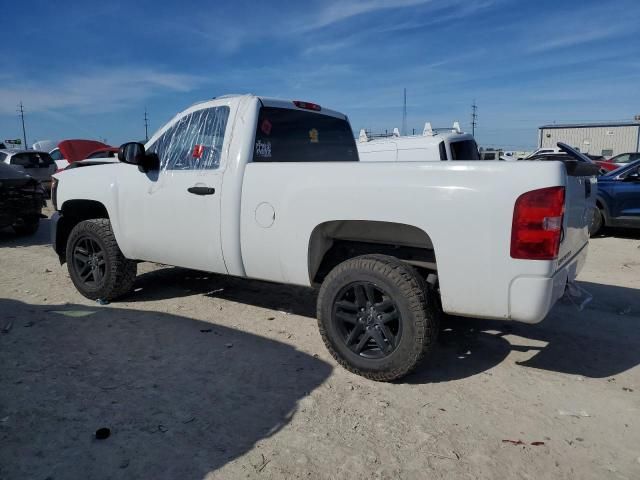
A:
[253,107,358,162]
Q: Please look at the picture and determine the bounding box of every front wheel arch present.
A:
[55,200,110,262]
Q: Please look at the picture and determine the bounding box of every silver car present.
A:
[0,149,56,192]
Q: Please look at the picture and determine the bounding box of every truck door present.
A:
[117,106,230,273]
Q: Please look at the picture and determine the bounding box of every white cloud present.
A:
[304,0,433,30]
[521,0,640,54]
[527,27,623,53]
[0,67,203,115]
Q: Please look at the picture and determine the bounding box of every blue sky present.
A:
[1,0,639,149]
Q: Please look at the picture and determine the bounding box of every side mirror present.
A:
[118,142,160,173]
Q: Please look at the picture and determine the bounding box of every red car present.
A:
[600,152,640,170]
[51,140,115,173]
[594,160,621,172]
[85,147,119,159]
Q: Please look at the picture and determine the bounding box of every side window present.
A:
[148,106,230,170]
[49,149,63,161]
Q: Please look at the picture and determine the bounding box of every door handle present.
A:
[188,186,216,195]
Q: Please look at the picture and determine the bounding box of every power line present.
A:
[402,88,407,136]
[144,107,150,142]
[471,99,477,137]
[18,101,27,148]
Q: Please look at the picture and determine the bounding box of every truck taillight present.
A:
[511,186,565,260]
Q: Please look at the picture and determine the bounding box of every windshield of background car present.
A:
[253,107,358,162]
[449,140,480,160]
[616,153,640,164]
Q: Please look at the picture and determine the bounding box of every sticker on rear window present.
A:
[261,119,272,135]
[309,128,319,143]
[255,140,272,158]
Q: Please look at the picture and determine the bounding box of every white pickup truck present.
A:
[50,94,598,381]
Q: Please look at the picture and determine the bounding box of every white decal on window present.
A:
[256,140,272,158]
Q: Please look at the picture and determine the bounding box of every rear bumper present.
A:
[508,243,588,324]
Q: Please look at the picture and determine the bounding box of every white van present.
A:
[357,123,479,162]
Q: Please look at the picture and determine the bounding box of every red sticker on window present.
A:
[192,144,204,158]
[261,119,272,135]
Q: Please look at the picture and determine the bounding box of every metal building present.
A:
[538,121,640,157]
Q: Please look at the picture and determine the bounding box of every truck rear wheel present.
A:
[317,255,439,382]
[66,219,137,301]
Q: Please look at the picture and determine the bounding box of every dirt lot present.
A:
[1,208,639,480]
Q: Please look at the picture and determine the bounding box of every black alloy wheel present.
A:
[317,254,439,381]
[71,236,107,287]
[333,281,402,359]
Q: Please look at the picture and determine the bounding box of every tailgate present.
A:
[557,170,596,269]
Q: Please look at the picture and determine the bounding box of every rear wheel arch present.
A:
[308,220,437,285]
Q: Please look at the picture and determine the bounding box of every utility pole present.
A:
[144,108,150,142]
[471,100,478,137]
[18,102,27,148]
[402,88,407,136]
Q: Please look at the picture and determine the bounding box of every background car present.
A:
[591,158,640,235]
[602,152,640,169]
[522,150,609,175]
[0,162,46,235]
[85,147,119,159]
[49,139,113,171]
[0,149,56,192]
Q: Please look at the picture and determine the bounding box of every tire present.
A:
[65,219,137,301]
[13,217,39,235]
[317,254,439,382]
[590,207,604,236]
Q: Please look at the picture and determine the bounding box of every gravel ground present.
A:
[1,206,639,480]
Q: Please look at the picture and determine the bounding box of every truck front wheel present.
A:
[66,219,137,301]
[317,255,439,382]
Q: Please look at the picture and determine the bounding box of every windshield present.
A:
[615,153,640,164]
